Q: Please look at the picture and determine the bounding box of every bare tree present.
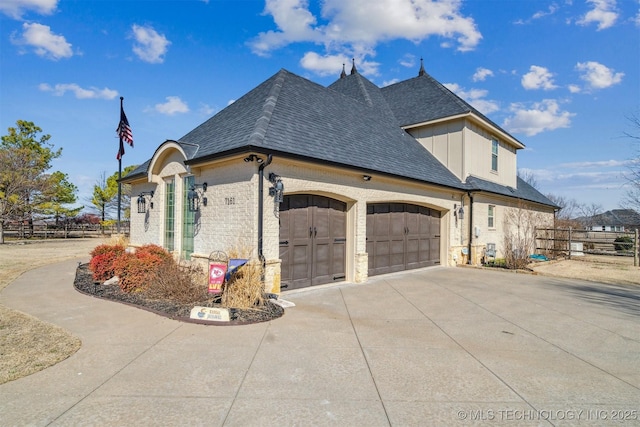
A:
[545,194,578,219]
[518,169,539,189]
[576,202,604,229]
[502,201,550,269]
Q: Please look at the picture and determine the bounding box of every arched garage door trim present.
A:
[367,203,441,276]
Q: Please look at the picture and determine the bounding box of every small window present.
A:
[488,205,495,228]
[491,139,498,172]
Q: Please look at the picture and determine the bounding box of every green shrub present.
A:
[88,244,125,282]
[613,236,633,252]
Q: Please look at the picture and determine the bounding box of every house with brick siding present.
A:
[122,62,557,292]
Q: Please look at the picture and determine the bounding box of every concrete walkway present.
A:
[1,259,639,426]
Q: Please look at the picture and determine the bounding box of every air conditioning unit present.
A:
[570,242,584,256]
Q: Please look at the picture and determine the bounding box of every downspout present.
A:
[258,154,273,269]
[467,191,474,265]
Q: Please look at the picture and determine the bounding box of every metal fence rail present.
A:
[536,227,639,266]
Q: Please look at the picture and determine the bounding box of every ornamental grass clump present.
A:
[221,259,265,310]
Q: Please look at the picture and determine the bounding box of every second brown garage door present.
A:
[367,203,440,276]
[279,195,347,290]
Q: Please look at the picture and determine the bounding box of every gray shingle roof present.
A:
[381,72,523,147]
[578,209,640,227]
[181,69,465,189]
[127,68,554,208]
[466,175,559,208]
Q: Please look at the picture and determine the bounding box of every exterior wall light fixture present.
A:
[137,191,154,213]
[454,203,464,222]
[244,154,264,163]
[187,182,208,212]
[268,172,284,203]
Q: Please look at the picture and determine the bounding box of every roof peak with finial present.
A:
[340,63,347,79]
[350,58,358,75]
[418,57,425,77]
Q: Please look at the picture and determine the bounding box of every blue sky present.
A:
[1,0,639,213]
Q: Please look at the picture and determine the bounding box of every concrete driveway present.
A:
[1,259,639,426]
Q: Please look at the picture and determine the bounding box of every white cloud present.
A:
[521,65,558,90]
[39,83,118,99]
[472,67,493,82]
[382,78,400,87]
[0,0,57,19]
[444,83,499,115]
[577,0,618,30]
[300,51,380,76]
[198,103,215,116]
[250,0,481,75]
[131,24,170,64]
[576,61,624,90]
[152,96,189,115]
[558,159,631,168]
[532,3,559,20]
[300,52,348,76]
[399,54,416,68]
[11,22,72,60]
[503,99,574,136]
[568,84,581,93]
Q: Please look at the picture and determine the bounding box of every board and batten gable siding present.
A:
[408,119,465,181]
[409,118,519,189]
[463,121,518,188]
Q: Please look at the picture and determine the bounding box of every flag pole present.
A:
[117,96,123,234]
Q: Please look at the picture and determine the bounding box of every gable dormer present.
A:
[380,63,524,188]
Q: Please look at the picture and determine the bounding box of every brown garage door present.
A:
[367,203,440,276]
[279,195,347,290]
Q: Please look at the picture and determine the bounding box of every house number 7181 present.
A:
[225,197,235,205]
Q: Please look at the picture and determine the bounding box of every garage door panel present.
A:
[431,237,440,264]
[291,209,312,239]
[280,195,346,289]
[291,245,312,281]
[313,243,330,282]
[373,215,390,237]
[390,240,405,271]
[367,203,441,276]
[419,213,431,235]
[406,238,419,268]
[390,212,405,236]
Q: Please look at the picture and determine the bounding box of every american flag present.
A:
[116,101,133,160]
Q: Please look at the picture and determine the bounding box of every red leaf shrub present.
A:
[88,244,125,282]
[136,244,173,263]
[113,245,173,293]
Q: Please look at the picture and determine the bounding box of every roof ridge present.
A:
[247,69,287,147]
[354,73,374,107]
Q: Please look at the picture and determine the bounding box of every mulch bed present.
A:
[73,263,284,325]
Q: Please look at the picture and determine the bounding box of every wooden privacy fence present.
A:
[3,223,130,239]
[536,227,639,266]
